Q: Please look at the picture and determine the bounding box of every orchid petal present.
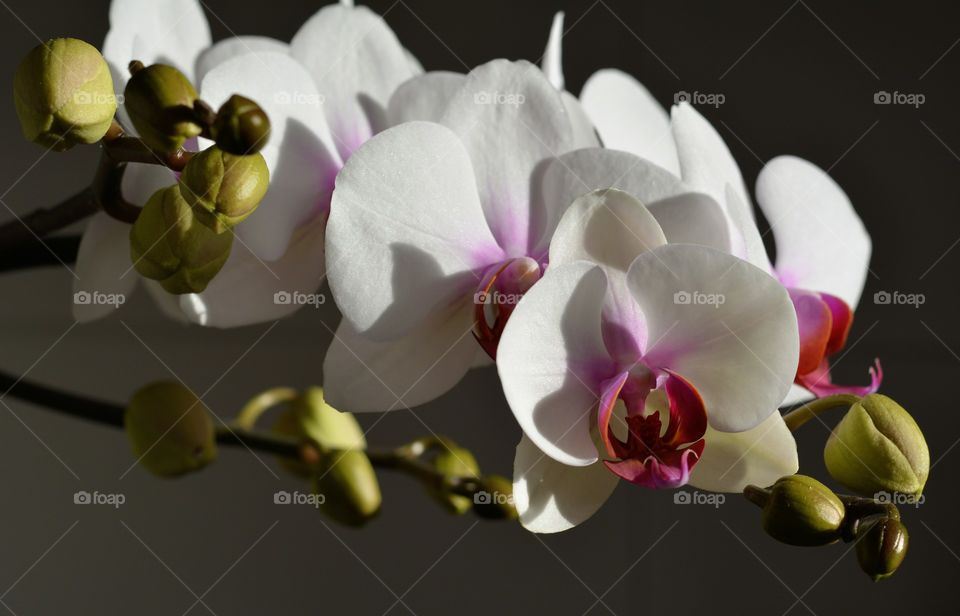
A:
[387,72,466,125]
[562,92,601,149]
[688,413,799,492]
[513,435,618,533]
[201,52,339,262]
[121,163,176,205]
[195,36,289,83]
[291,4,420,160]
[541,12,565,91]
[73,213,138,323]
[326,121,502,339]
[580,69,679,175]
[782,384,815,406]
[756,156,871,309]
[723,185,772,271]
[497,262,611,466]
[627,245,799,433]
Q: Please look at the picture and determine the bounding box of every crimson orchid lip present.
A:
[473,257,543,359]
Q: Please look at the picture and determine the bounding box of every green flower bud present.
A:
[824,394,929,498]
[472,475,518,520]
[271,387,365,477]
[13,38,116,150]
[745,475,845,546]
[212,94,272,155]
[856,517,909,581]
[179,146,270,233]
[124,63,201,153]
[125,381,216,478]
[312,449,381,527]
[129,186,233,294]
[428,445,480,515]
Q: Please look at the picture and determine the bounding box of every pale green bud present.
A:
[824,394,929,497]
[428,445,480,515]
[312,450,381,527]
[856,516,909,581]
[13,38,116,150]
[179,146,270,233]
[124,63,201,153]
[125,381,216,477]
[472,475,518,520]
[212,94,271,155]
[745,475,845,546]
[129,186,233,294]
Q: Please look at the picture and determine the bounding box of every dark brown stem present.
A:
[0,188,97,253]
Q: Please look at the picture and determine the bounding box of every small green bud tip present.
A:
[472,475,518,520]
[748,475,845,547]
[179,146,270,233]
[124,381,216,478]
[428,445,480,515]
[123,63,201,153]
[13,38,116,150]
[212,94,272,156]
[129,185,233,294]
[824,394,930,498]
[313,449,382,527]
[856,517,909,581]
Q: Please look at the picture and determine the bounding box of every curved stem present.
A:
[233,387,299,430]
[0,188,97,254]
[782,394,862,432]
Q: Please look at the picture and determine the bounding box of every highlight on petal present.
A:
[628,244,799,433]
[290,3,420,159]
[73,213,138,323]
[513,435,618,533]
[541,12,566,91]
[195,35,289,83]
[757,155,871,309]
[326,121,502,340]
[322,306,478,413]
[688,412,799,493]
[580,69,680,175]
[497,262,611,467]
[201,51,340,262]
[387,72,466,125]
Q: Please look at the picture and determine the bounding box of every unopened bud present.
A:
[271,387,365,477]
[124,63,201,153]
[472,475,518,520]
[13,38,116,150]
[124,381,216,477]
[179,146,269,233]
[856,516,909,581]
[129,186,233,294]
[212,94,271,155]
[312,449,381,527]
[745,475,845,546]
[428,445,480,515]
[824,394,929,497]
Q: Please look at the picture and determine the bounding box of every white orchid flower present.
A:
[579,69,878,403]
[75,0,420,327]
[498,188,800,533]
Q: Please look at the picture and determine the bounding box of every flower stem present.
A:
[233,387,299,430]
[781,394,862,432]
[0,189,97,254]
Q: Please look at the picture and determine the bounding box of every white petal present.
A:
[723,185,772,271]
[627,245,799,433]
[387,72,466,125]
[756,156,871,309]
[322,305,477,412]
[562,92,600,149]
[647,193,731,251]
[689,413,798,492]
[103,0,211,90]
[143,281,190,324]
[194,36,289,84]
[580,70,679,176]
[326,121,500,339]
[120,163,176,206]
[541,12,565,91]
[182,215,327,328]
[497,262,609,467]
[291,4,420,159]
[440,60,577,256]
[782,384,814,406]
[201,52,340,262]
[513,435,618,533]
[73,213,138,322]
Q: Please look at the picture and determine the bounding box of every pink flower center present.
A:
[472,257,543,359]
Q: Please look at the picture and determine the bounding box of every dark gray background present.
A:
[1,0,958,614]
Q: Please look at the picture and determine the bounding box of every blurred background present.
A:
[1,0,957,613]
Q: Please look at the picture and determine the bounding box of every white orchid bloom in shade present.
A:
[499,189,800,533]
[324,60,602,412]
[581,69,879,402]
[75,0,420,327]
